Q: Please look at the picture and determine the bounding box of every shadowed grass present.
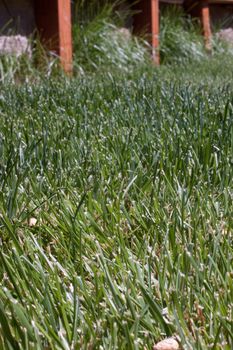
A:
[72,0,150,74]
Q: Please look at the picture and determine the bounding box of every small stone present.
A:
[0,35,32,57]
[112,27,132,42]
[216,28,233,45]
[29,218,37,227]
[153,338,180,350]
[117,28,131,41]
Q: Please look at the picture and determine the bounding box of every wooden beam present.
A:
[185,1,212,50]
[132,0,160,64]
[34,0,72,73]
[200,0,212,51]
[151,0,160,64]
[209,0,233,3]
[57,0,73,73]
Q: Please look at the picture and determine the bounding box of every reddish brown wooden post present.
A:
[57,0,72,73]
[151,0,160,64]
[132,0,160,64]
[200,0,212,51]
[34,0,72,73]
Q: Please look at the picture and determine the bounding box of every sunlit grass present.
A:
[0,2,233,349]
[0,70,232,349]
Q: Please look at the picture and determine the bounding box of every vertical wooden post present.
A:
[132,0,160,64]
[35,0,72,74]
[200,0,212,51]
[57,0,72,73]
[151,0,160,64]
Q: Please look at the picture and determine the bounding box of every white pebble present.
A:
[153,338,180,350]
[29,218,37,227]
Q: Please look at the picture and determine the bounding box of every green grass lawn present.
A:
[0,5,233,348]
[0,64,232,349]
